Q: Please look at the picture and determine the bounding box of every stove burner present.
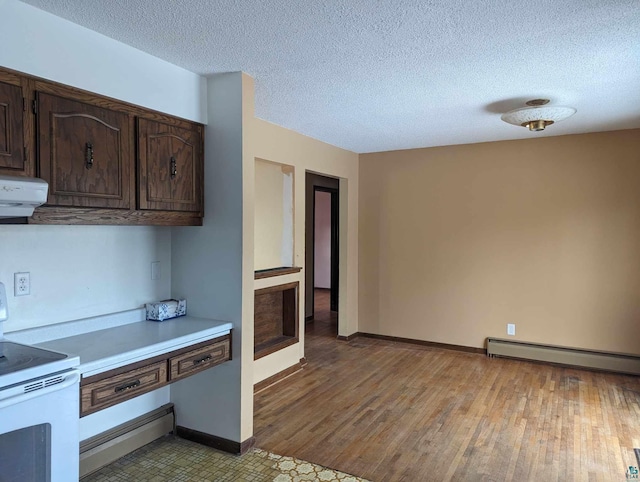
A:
[0,353,35,373]
[0,342,67,378]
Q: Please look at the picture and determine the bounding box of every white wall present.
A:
[0,1,206,332]
[0,226,171,332]
[314,191,331,288]
[171,73,255,443]
[0,0,206,123]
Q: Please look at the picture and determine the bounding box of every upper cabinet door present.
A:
[0,80,26,172]
[37,92,133,209]
[137,118,203,213]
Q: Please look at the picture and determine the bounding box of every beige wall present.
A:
[359,129,640,354]
[253,118,359,383]
[254,159,291,270]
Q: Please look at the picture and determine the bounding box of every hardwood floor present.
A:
[305,288,337,338]
[254,326,640,481]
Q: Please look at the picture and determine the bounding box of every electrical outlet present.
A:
[151,262,161,280]
[14,272,30,296]
[507,323,516,336]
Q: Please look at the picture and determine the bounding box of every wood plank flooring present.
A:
[305,288,337,338]
[254,295,640,481]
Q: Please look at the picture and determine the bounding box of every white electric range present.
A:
[0,282,81,482]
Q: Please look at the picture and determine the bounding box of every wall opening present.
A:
[305,172,339,337]
[254,158,294,271]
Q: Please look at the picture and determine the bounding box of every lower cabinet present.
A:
[79,334,230,417]
[81,361,166,416]
[169,338,229,382]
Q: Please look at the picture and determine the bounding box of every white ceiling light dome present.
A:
[501,99,576,132]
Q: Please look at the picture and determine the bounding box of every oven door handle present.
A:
[0,370,80,410]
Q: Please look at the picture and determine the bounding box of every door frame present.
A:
[305,172,340,321]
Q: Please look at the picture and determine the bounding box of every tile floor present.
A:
[83,435,369,482]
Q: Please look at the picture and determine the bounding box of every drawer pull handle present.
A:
[86,142,94,170]
[193,355,212,366]
[170,156,177,179]
[114,379,141,393]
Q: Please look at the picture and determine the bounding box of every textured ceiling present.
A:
[20,0,640,153]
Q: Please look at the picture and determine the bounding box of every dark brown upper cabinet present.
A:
[137,118,203,213]
[37,92,134,209]
[0,77,27,174]
[0,65,204,225]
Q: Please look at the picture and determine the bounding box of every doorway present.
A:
[305,173,339,335]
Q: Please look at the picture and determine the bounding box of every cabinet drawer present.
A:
[169,337,230,382]
[81,361,167,416]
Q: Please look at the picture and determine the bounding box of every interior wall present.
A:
[359,129,640,353]
[0,226,171,332]
[254,160,284,269]
[252,119,359,384]
[314,191,332,289]
[171,73,255,443]
[0,1,206,123]
[281,167,294,267]
[254,159,294,270]
[0,1,205,332]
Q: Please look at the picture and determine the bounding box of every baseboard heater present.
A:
[487,338,640,375]
[79,404,175,479]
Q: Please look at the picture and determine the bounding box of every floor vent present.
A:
[80,404,174,479]
[486,338,640,375]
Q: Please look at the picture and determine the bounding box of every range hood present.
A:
[0,175,49,218]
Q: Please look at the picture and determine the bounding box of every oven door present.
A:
[0,370,80,482]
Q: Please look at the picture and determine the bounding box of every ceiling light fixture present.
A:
[501,99,576,132]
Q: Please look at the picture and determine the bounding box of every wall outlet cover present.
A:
[507,323,516,336]
[14,272,30,296]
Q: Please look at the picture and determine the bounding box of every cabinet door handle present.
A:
[170,156,177,179]
[114,379,141,393]
[85,142,94,170]
[192,355,212,366]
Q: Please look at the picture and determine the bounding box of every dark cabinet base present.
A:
[29,206,202,226]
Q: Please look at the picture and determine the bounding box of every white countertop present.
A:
[35,316,232,378]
